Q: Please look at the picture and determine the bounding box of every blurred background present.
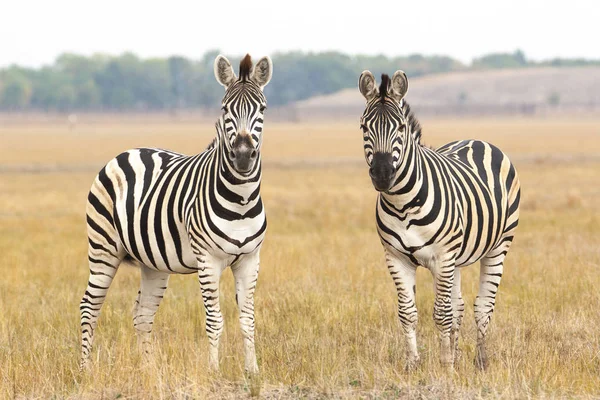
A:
[1,0,599,398]
[0,0,598,122]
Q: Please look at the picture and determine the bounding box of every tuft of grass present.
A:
[0,118,599,398]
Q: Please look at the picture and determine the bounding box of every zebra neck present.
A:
[382,138,429,209]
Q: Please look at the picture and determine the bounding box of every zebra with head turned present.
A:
[79,54,272,374]
[358,71,520,370]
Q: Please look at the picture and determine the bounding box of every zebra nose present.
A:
[230,134,257,173]
[232,146,254,161]
[369,153,395,190]
[369,166,394,180]
[369,166,376,178]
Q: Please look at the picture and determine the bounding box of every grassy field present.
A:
[0,117,599,399]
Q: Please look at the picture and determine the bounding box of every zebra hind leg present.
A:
[474,245,509,370]
[450,268,465,363]
[133,267,169,360]
[79,246,123,371]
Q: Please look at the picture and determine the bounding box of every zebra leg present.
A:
[198,258,225,371]
[431,261,455,368]
[474,250,506,370]
[450,268,465,362]
[133,267,169,359]
[386,253,419,370]
[232,251,260,374]
[79,247,123,371]
[132,290,140,322]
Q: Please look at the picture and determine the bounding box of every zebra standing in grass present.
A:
[358,71,520,370]
[79,54,272,374]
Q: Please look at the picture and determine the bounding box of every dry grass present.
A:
[0,118,599,399]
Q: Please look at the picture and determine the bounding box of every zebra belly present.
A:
[454,219,504,267]
[114,201,200,274]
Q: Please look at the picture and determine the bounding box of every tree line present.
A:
[0,50,597,111]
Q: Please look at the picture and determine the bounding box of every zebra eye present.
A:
[360,124,368,133]
[259,105,266,113]
[222,105,229,113]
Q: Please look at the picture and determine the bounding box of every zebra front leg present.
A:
[451,268,465,363]
[431,260,455,368]
[133,267,169,359]
[232,250,261,374]
[386,253,419,370]
[474,251,505,370]
[198,258,225,371]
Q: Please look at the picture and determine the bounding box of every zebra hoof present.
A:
[208,360,220,374]
[441,360,455,372]
[245,371,262,397]
[404,356,421,372]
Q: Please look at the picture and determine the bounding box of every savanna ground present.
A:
[0,117,599,399]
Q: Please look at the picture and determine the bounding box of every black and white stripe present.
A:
[80,54,273,374]
[358,71,521,370]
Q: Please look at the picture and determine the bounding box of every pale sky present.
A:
[0,0,597,67]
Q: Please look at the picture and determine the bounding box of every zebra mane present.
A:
[400,100,423,145]
[206,118,225,150]
[205,137,217,150]
[379,74,390,102]
[239,54,252,82]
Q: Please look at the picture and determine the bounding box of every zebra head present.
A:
[358,70,409,192]
[214,54,273,175]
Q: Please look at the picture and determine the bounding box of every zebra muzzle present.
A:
[230,134,258,174]
[369,152,395,191]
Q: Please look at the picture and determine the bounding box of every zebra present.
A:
[79,54,273,374]
[357,70,521,370]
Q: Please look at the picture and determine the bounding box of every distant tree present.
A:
[472,49,528,69]
[169,56,187,109]
[139,58,171,109]
[54,53,103,109]
[94,53,143,109]
[76,80,101,109]
[0,68,33,110]
[514,49,526,65]
[30,66,67,110]
[265,51,356,105]
[545,57,600,67]
[56,84,76,111]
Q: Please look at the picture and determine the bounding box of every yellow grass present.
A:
[0,118,599,399]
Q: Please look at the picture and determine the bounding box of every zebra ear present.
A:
[390,70,409,102]
[214,55,236,88]
[251,56,273,89]
[359,71,378,102]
